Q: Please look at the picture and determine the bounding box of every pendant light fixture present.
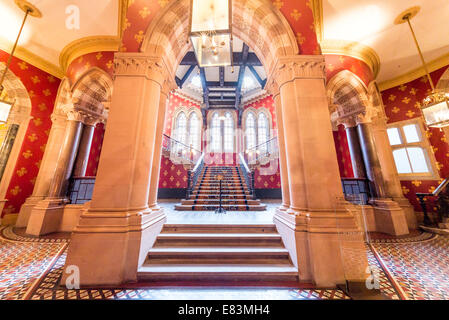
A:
[0,0,42,123]
[395,7,449,129]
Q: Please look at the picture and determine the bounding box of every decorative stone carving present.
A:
[271,55,326,89]
[113,53,169,86]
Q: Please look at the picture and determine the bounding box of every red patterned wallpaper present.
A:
[255,161,281,189]
[158,155,188,188]
[332,124,354,178]
[85,123,106,177]
[325,54,374,86]
[0,50,60,217]
[66,51,115,85]
[122,0,319,55]
[381,65,449,212]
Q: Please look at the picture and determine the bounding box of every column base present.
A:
[60,208,166,286]
[391,197,417,230]
[26,198,69,236]
[274,208,369,288]
[372,199,409,236]
[16,196,46,228]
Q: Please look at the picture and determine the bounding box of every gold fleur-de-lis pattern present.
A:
[0,49,60,217]
[382,65,449,213]
[66,51,115,85]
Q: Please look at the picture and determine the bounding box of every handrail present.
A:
[416,177,449,226]
[186,152,205,200]
[245,136,278,153]
[238,152,256,199]
[163,133,201,154]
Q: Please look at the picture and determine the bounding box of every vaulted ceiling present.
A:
[175,37,267,110]
[0,0,448,91]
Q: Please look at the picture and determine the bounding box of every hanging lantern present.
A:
[396,7,449,128]
[189,0,233,67]
[421,92,449,128]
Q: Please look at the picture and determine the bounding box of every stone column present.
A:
[61,53,168,286]
[272,92,290,211]
[356,117,387,198]
[148,83,170,210]
[73,118,98,177]
[0,124,19,181]
[47,111,84,198]
[26,111,84,235]
[271,55,368,287]
[371,115,416,229]
[355,114,409,235]
[16,112,67,227]
[342,119,366,179]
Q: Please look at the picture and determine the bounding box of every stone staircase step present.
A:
[137,265,299,282]
[162,224,278,234]
[174,204,267,211]
[155,233,283,247]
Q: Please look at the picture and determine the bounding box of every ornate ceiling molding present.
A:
[378,52,449,92]
[0,36,64,78]
[310,0,323,44]
[321,39,381,80]
[59,36,121,73]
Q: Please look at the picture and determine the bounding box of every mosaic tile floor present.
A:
[0,221,448,300]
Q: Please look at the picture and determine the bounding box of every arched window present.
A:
[245,112,256,151]
[188,112,200,150]
[257,112,269,153]
[223,112,234,152]
[211,113,221,152]
[174,112,187,154]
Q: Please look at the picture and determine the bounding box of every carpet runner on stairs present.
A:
[175,166,267,211]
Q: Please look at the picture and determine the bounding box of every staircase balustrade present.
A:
[238,152,256,200]
[186,152,205,200]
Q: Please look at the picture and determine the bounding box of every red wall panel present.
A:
[0,50,60,217]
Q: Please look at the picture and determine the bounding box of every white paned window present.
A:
[188,112,200,150]
[246,112,256,150]
[257,112,269,153]
[211,113,221,152]
[387,120,439,180]
[223,112,234,152]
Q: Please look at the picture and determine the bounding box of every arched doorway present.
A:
[63,0,367,287]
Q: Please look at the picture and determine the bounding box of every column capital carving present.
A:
[113,53,169,87]
[7,111,32,125]
[51,112,68,127]
[270,55,326,89]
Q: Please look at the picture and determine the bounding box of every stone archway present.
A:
[0,64,32,219]
[63,0,368,287]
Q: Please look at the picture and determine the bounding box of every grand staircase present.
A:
[175,166,266,211]
[137,223,298,283]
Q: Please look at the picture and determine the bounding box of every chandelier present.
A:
[396,7,449,128]
[0,0,42,123]
[189,0,233,67]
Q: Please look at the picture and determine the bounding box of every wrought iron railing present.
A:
[186,152,205,200]
[341,178,371,205]
[238,152,256,199]
[162,134,202,165]
[67,177,96,204]
[244,137,279,166]
[416,177,449,226]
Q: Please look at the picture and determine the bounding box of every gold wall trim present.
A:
[310,0,323,43]
[59,36,121,73]
[378,52,449,91]
[321,39,381,79]
[0,36,64,78]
